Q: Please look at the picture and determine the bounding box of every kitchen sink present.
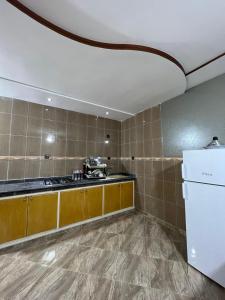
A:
[44,177,74,186]
[106,175,129,179]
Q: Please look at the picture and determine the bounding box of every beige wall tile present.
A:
[40,159,54,177]
[28,103,43,118]
[27,117,42,138]
[0,97,12,113]
[53,160,66,176]
[0,160,8,180]
[8,159,25,179]
[25,160,40,179]
[9,136,26,156]
[0,113,11,134]
[12,99,28,116]
[11,115,27,136]
[0,135,10,156]
[26,137,41,156]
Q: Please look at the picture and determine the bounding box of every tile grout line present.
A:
[6,98,13,181]
[24,103,29,179]
[38,107,44,178]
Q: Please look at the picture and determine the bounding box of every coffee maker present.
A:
[83,156,107,179]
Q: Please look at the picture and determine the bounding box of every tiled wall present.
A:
[121,105,185,230]
[0,97,121,180]
[0,96,184,230]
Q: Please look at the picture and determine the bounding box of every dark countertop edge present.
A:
[0,175,136,198]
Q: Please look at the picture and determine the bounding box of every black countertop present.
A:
[0,174,136,198]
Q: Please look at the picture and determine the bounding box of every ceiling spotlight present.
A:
[47,97,52,102]
[106,111,109,115]
[105,140,109,144]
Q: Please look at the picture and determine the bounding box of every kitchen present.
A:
[0,1,225,299]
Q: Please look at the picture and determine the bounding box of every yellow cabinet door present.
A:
[0,197,27,244]
[27,193,58,235]
[59,189,85,227]
[121,182,134,209]
[85,187,103,219]
[104,183,121,214]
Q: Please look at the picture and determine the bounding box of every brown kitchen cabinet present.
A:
[0,197,27,244]
[27,192,58,235]
[104,183,121,214]
[104,182,134,214]
[59,186,103,227]
[85,186,103,219]
[121,182,133,209]
[59,189,86,227]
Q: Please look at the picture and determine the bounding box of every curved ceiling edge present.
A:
[6,0,185,75]
[186,52,225,76]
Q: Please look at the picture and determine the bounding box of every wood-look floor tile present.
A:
[66,273,113,300]
[183,264,225,300]
[23,267,78,299]
[120,234,146,256]
[57,226,83,245]
[0,259,48,299]
[110,281,196,300]
[115,252,149,287]
[87,248,119,280]
[110,281,149,299]
[145,222,172,242]
[103,218,128,234]
[56,246,103,274]
[78,228,102,248]
[94,232,121,252]
[19,239,74,267]
[148,258,195,297]
[145,221,185,243]
[145,237,178,261]
[0,211,220,299]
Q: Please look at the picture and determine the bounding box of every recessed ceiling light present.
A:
[47,97,52,102]
[105,140,109,144]
[106,111,109,115]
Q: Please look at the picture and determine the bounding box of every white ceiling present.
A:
[0,1,186,120]
[20,0,225,73]
[1,1,224,120]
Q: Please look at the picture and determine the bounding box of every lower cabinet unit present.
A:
[0,197,27,244]
[59,189,85,227]
[104,183,121,214]
[121,182,133,209]
[104,182,134,214]
[27,193,58,236]
[0,180,134,247]
[85,186,103,219]
[59,186,103,227]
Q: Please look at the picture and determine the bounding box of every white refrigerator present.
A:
[182,148,225,288]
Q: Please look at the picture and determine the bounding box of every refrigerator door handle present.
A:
[182,182,188,200]
[181,163,186,179]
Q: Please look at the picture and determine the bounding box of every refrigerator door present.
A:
[182,148,225,185]
[183,181,225,287]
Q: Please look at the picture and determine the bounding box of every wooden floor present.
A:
[0,211,224,299]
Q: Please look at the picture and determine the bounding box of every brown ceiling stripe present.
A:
[6,0,185,74]
[186,52,225,75]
